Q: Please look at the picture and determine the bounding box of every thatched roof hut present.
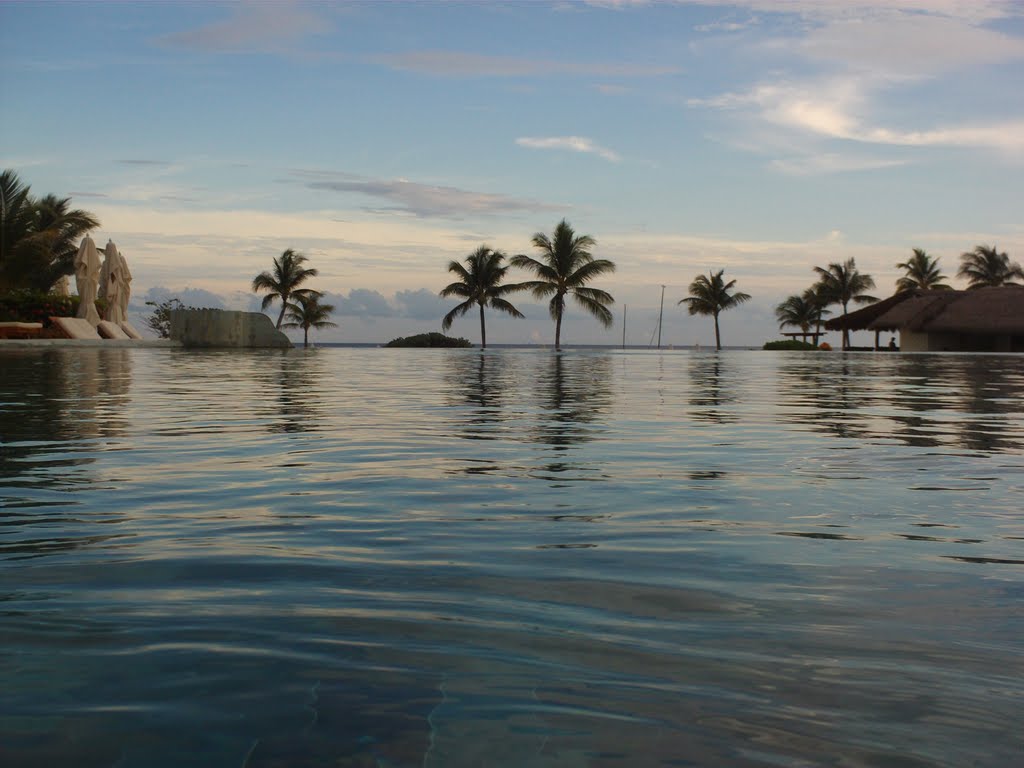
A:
[825,287,1024,352]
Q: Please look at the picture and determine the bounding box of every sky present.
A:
[2,0,1023,346]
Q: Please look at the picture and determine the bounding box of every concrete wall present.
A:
[170,309,292,348]
[899,329,1018,352]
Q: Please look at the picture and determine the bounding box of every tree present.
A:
[144,297,193,339]
[775,293,829,344]
[896,248,950,292]
[282,291,337,348]
[509,219,615,350]
[678,269,751,350]
[1,169,100,293]
[439,245,524,349]
[957,245,1024,289]
[813,258,877,349]
[251,249,319,328]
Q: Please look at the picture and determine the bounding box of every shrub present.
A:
[385,332,472,348]
[762,339,819,351]
[0,291,106,327]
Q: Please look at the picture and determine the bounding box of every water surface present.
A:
[2,348,1022,767]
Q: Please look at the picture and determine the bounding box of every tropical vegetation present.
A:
[775,292,829,344]
[812,258,877,349]
[678,269,751,350]
[1,169,100,294]
[144,297,194,338]
[895,248,949,292]
[282,292,338,348]
[251,249,320,328]
[509,219,615,351]
[386,332,471,348]
[957,245,1024,289]
[440,245,523,349]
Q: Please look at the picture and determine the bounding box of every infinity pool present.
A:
[2,348,1022,766]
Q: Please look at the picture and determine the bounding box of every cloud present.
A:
[515,136,621,162]
[769,153,906,175]
[692,76,1024,159]
[395,288,447,321]
[141,285,226,309]
[156,2,328,53]
[332,288,397,318]
[118,159,174,167]
[291,169,564,218]
[371,50,678,78]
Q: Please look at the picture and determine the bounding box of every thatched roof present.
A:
[825,287,1024,334]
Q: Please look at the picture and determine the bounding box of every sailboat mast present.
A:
[656,285,665,349]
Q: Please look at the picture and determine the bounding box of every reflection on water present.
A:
[2,348,1023,767]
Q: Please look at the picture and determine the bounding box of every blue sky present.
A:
[3,1,1022,345]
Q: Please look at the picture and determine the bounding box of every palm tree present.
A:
[282,291,337,348]
[957,245,1024,289]
[252,249,319,328]
[896,248,950,292]
[439,245,524,348]
[509,219,615,350]
[813,258,877,349]
[1,169,100,293]
[678,269,751,350]
[775,293,829,344]
[803,284,831,342]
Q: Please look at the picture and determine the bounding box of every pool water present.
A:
[1,347,1022,767]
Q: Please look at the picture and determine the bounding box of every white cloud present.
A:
[156,2,328,53]
[515,136,622,162]
[291,169,565,218]
[371,50,678,78]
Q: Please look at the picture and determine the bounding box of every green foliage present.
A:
[281,292,337,348]
[1,169,100,293]
[251,248,319,328]
[385,332,472,348]
[0,291,105,327]
[145,297,194,339]
[440,245,523,348]
[896,248,950,292]
[678,269,751,350]
[763,339,819,351]
[957,245,1024,289]
[509,219,615,350]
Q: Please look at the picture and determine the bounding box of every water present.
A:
[1,347,1022,767]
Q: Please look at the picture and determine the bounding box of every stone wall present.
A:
[170,309,292,348]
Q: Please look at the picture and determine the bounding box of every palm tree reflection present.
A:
[687,353,737,424]
[445,351,510,440]
[531,352,613,479]
[267,350,324,434]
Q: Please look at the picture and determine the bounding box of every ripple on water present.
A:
[1,347,1023,767]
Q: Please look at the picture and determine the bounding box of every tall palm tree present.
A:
[803,284,831,342]
[775,293,829,344]
[957,245,1024,289]
[813,258,877,349]
[252,248,319,328]
[439,245,524,349]
[895,248,950,292]
[678,269,751,350]
[282,291,337,348]
[1,169,100,293]
[509,219,615,350]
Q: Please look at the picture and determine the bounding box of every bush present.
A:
[0,291,106,327]
[385,332,472,348]
[763,339,819,351]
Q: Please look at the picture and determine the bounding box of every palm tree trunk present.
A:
[303,326,309,348]
[479,302,486,349]
[276,297,288,330]
[714,313,721,351]
[555,310,562,351]
[841,301,849,349]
